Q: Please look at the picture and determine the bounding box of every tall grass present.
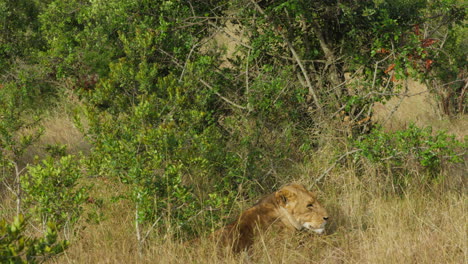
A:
[57,152,466,264]
[2,114,466,264]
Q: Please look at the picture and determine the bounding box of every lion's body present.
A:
[214,183,329,253]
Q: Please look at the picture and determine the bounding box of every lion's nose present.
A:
[323,217,329,221]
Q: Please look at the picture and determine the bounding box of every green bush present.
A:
[0,0,44,72]
[0,214,68,264]
[21,155,88,230]
[353,124,465,178]
[78,24,242,238]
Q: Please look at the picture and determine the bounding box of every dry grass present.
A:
[51,161,466,264]
[3,171,464,264]
[21,114,90,163]
[372,78,468,141]
[3,111,466,264]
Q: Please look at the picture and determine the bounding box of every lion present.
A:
[213,183,329,253]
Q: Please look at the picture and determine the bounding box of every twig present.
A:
[244,48,253,112]
[372,53,393,91]
[142,216,162,242]
[315,149,362,183]
[250,0,322,111]
[458,79,467,114]
[13,161,27,216]
[158,48,248,110]
[179,44,197,82]
[198,79,248,110]
[135,193,142,257]
[381,88,406,126]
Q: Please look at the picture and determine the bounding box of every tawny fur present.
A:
[213,183,329,253]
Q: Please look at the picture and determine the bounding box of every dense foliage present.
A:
[354,124,465,188]
[0,215,68,264]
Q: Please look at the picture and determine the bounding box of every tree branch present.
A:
[158,48,248,110]
[315,149,362,183]
[250,0,322,111]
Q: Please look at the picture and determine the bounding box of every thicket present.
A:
[0,215,68,264]
[0,0,466,259]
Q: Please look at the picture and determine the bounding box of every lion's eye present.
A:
[307,203,314,208]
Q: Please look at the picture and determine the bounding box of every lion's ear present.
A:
[275,189,296,206]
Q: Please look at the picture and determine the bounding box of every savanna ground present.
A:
[4,101,465,264]
[64,161,467,264]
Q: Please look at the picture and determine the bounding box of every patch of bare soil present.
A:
[372,79,467,140]
[201,20,247,69]
[20,114,90,166]
[202,21,468,142]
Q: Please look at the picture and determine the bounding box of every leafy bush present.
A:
[354,124,465,177]
[0,0,44,72]
[0,72,45,217]
[0,82,43,160]
[21,155,88,230]
[78,24,243,240]
[0,214,68,264]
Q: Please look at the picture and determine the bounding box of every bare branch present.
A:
[315,149,362,184]
[250,0,322,111]
[158,48,248,110]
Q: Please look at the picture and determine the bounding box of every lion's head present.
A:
[275,183,329,234]
[211,183,329,253]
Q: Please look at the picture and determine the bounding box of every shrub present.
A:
[0,214,68,264]
[21,155,88,231]
[353,124,465,183]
